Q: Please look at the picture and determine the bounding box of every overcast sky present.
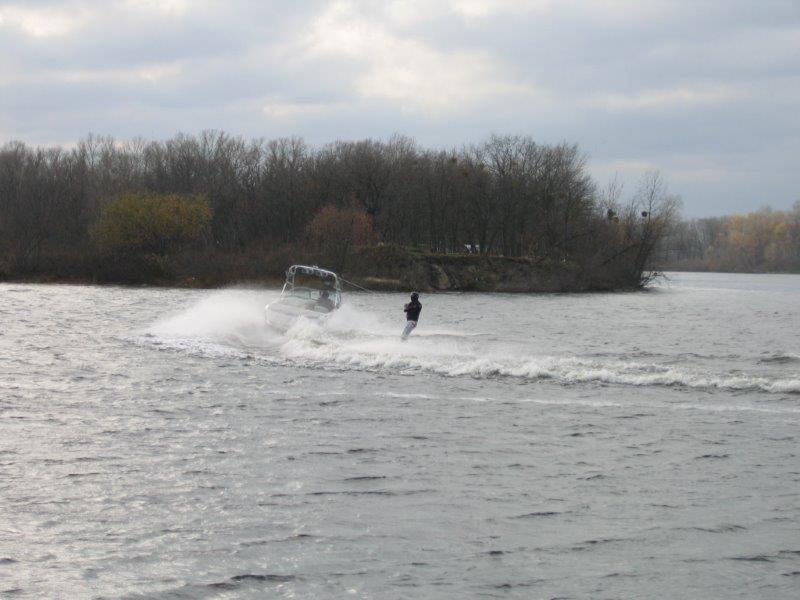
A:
[1,0,798,216]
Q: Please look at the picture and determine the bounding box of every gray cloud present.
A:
[0,0,797,215]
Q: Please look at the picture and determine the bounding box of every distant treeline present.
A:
[658,204,800,272]
[0,131,677,288]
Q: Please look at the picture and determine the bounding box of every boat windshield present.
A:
[279,265,342,309]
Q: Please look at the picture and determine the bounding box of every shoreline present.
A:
[5,269,799,292]
[0,271,642,293]
[1,246,659,292]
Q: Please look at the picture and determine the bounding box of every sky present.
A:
[0,0,798,217]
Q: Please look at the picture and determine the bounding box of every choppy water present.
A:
[1,272,799,599]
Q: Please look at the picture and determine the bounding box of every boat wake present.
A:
[133,290,800,395]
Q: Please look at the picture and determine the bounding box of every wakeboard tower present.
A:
[265,265,342,331]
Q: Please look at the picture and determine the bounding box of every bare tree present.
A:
[0,132,682,287]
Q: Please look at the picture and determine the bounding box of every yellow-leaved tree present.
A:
[91,191,212,257]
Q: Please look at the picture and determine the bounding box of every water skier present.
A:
[402,292,422,340]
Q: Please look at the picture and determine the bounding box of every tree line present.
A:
[658,204,800,272]
[0,131,678,287]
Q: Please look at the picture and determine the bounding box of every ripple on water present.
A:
[4,279,800,599]
[682,524,747,533]
[135,574,298,599]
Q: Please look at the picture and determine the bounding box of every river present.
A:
[1,272,798,598]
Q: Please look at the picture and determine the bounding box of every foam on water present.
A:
[140,289,800,395]
[280,337,800,394]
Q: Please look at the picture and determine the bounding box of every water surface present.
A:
[1,272,799,598]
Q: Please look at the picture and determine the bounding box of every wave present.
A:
[129,333,259,361]
[279,336,800,394]
[759,353,800,365]
[138,291,800,396]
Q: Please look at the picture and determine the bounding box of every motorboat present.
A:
[265,265,342,331]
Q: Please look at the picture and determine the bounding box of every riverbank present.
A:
[343,246,642,292]
[1,245,647,292]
